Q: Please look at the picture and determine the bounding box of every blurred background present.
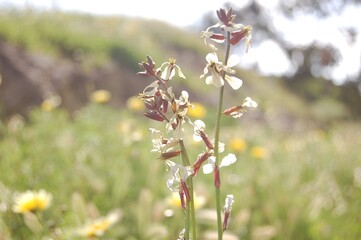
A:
[0,0,360,239]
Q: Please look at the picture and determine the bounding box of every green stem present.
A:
[180,139,196,240]
[214,32,231,240]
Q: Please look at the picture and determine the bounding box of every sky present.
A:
[1,0,360,84]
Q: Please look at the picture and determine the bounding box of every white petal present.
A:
[202,163,214,174]
[211,38,225,44]
[208,43,218,51]
[169,68,176,79]
[176,66,186,79]
[225,75,243,90]
[227,54,240,67]
[193,120,206,142]
[209,70,224,88]
[218,141,225,153]
[160,65,170,79]
[166,177,178,192]
[230,112,244,118]
[208,156,216,164]
[220,153,237,168]
[181,91,189,101]
[205,75,214,85]
[206,52,218,63]
[194,120,205,130]
[193,134,202,142]
[243,97,258,108]
[200,66,209,79]
[224,194,235,212]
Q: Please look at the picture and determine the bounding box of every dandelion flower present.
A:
[126,95,144,112]
[90,90,111,104]
[12,189,52,214]
[76,210,121,238]
[228,138,247,153]
[251,146,266,159]
[188,102,207,119]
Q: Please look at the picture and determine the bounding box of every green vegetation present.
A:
[0,104,360,239]
[0,9,205,70]
[0,8,360,240]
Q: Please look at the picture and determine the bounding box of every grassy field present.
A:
[0,101,360,240]
[0,7,360,240]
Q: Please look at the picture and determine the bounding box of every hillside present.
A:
[0,8,350,127]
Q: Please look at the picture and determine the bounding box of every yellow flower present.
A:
[13,189,52,214]
[228,138,247,153]
[250,146,267,159]
[166,192,206,210]
[76,210,121,238]
[90,90,111,104]
[126,96,144,112]
[41,95,61,112]
[188,102,207,119]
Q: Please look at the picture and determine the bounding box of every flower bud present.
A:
[210,33,226,41]
[160,150,181,160]
[200,131,214,150]
[223,211,230,232]
[216,8,235,26]
[214,166,221,189]
[181,180,191,203]
[144,112,164,122]
[223,105,243,116]
[193,151,213,176]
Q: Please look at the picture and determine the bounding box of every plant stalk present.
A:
[214,31,231,240]
[180,139,196,240]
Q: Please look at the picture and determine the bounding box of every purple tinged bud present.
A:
[193,151,213,176]
[216,8,235,26]
[214,166,220,189]
[144,100,155,110]
[181,180,191,203]
[144,112,164,122]
[160,150,181,160]
[223,211,230,232]
[210,33,226,41]
[223,105,243,116]
[200,131,214,150]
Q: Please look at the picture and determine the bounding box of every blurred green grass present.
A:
[0,104,360,239]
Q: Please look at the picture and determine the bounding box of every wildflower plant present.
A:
[137,7,256,240]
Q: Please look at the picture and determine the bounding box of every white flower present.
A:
[242,97,258,108]
[200,53,224,88]
[158,58,186,80]
[193,120,206,142]
[224,194,235,213]
[201,23,225,50]
[166,162,193,192]
[215,141,225,153]
[222,194,235,231]
[203,153,237,174]
[224,97,258,118]
[200,53,243,90]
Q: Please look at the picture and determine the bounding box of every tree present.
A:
[196,0,361,118]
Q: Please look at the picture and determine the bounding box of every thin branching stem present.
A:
[180,139,196,240]
[214,31,231,240]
